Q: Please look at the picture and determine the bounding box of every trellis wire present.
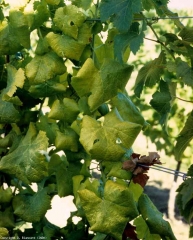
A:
[137,163,188,180]
[86,16,193,22]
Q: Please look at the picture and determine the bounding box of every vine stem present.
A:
[145,18,176,61]
[91,0,100,61]
[172,95,193,103]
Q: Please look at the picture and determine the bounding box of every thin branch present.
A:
[146,20,176,60]
[172,95,193,103]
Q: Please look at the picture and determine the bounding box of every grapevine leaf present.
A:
[54,6,86,39]
[0,98,20,123]
[78,180,139,240]
[31,0,50,30]
[71,58,134,111]
[187,165,193,177]
[176,58,193,86]
[179,27,193,44]
[2,65,25,101]
[48,98,79,123]
[0,19,30,55]
[142,0,154,11]
[134,216,161,240]
[25,52,66,85]
[134,52,166,97]
[102,161,132,180]
[111,92,146,126]
[46,32,85,60]
[0,228,9,238]
[36,115,58,144]
[45,0,60,5]
[0,187,12,203]
[0,123,49,184]
[55,128,79,152]
[12,188,51,222]
[29,78,67,98]
[177,178,193,209]
[138,194,176,240]
[0,207,15,228]
[150,80,171,125]
[176,188,193,223]
[71,0,92,10]
[92,233,107,240]
[174,110,193,160]
[100,0,142,33]
[49,155,82,197]
[114,21,146,62]
[80,110,142,161]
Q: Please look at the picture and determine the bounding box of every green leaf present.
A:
[71,58,134,111]
[176,191,193,223]
[100,0,142,33]
[179,27,193,44]
[13,188,51,222]
[0,187,12,203]
[134,216,161,240]
[111,92,145,126]
[2,65,25,100]
[138,194,176,240]
[0,98,20,123]
[31,0,50,30]
[71,0,92,10]
[54,6,86,39]
[46,32,85,60]
[49,155,82,197]
[150,80,171,125]
[0,207,15,228]
[187,165,193,177]
[55,128,79,152]
[25,52,66,85]
[0,123,49,184]
[0,228,9,238]
[29,74,68,98]
[177,178,193,209]
[48,98,79,123]
[114,21,146,62]
[174,110,193,160]
[45,0,60,5]
[134,52,166,97]
[142,0,154,11]
[80,109,142,161]
[0,19,30,55]
[102,161,132,180]
[176,58,193,86]
[36,115,58,144]
[78,180,139,240]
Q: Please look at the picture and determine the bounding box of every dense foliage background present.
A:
[0,0,193,239]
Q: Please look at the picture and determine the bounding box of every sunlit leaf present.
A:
[46,32,85,60]
[48,98,79,123]
[71,58,133,111]
[80,109,142,161]
[54,6,86,39]
[25,52,66,85]
[78,180,139,240]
